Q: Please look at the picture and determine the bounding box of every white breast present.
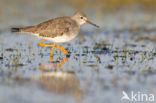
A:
[38,33,78,43]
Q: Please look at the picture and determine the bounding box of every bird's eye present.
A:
[80,17,83,19]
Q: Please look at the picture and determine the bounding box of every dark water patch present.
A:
[75,53,87,56]
[5,48,15,52]
[93,42,111,50]
[5,63,25,67]
[114,55,127,58]
[125,43,146,48]
[87,61,95,63]
[106,64,113,70]
[66,54,70,57]
[75,54,80,56]
[91,43,111,54]
[81,53,87,56]
[0,56,3,60]
[91,49,110,54]
[87,64,98,67]
[153,52,156,56]
[124,70,136,75]
[49,61,60,63]
[130,57,134,61]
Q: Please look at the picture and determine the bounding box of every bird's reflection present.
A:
[35,60,84,100]
[39,55,69,71]
[50,55,69,67]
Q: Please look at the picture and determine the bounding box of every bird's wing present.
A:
[37,17,73,38]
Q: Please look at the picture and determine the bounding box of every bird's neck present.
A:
[71,16,82,26]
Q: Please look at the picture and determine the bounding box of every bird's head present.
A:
[72,11,99,28]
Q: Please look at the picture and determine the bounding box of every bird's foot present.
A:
[56,45,69,55]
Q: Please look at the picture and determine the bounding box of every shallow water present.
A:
[0,0,156,103]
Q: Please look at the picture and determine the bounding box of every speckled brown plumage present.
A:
[19,17,79,38]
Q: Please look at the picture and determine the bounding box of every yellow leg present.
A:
[50,42,56,61]
[38,40,54,47]
[39,40,69,56]
[39,40,69,64]
[56,45,69,55]
[57,57,69,67]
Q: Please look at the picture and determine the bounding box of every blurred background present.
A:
[0,0,156,103]
[1,0,156,30]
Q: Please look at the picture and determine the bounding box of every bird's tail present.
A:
[11,28,21,32]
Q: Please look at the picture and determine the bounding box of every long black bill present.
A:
[86,20,100,28]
